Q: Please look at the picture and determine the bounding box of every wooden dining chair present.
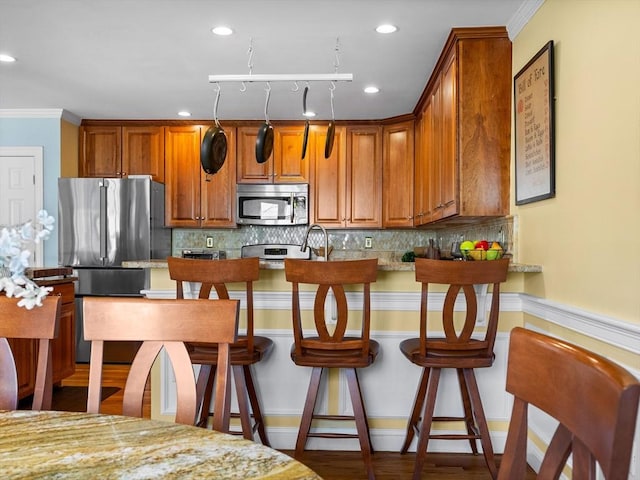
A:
[285,258,379,480]
[167,256,273,445]
[0,294,61,411]
[498,327,640,480]
[83,296,239,429]
[399,257,510,480]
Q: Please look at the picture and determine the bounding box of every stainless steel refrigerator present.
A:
[58,176,172,362]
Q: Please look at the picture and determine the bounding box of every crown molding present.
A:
[506,0,545,40]
[0,108,81,125]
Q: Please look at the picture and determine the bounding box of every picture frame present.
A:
[514,40,555,205]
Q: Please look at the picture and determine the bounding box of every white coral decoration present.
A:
[0,210,55,309]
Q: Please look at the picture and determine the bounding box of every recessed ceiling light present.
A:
[178,111,191,117]
[364,86,380,94]
[212,26,233,36]
[303,111,316,118]
[0,54,16,63]
[376,24,397,34]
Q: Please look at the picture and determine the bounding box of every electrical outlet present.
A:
[365,237,372,249]
[206,236,214,248]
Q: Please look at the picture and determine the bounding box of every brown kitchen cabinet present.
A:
[311,125,382,228]
[164,125,236,228]
[79,125,165,182]
[236,124,310,184]
[8,269,76,400]
[383,120,414,228]
[414,27,511,226]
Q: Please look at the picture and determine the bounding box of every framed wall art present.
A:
[514,40,555,205]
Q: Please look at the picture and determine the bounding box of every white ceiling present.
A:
[0,0,535,122]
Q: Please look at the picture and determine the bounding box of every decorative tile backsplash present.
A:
[172,216,515,260]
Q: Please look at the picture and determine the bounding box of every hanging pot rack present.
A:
[208,73,352,83]
[208,37,352,87]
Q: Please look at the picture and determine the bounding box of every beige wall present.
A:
[60,119,78,177]
[513,0,640,324]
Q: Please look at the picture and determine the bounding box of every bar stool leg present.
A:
[244,365,271,446]
[400,367,430,454]
[463,368,497,479]
[457,368,480,454]
[195,365,214,428]
[412,367,441,480]
[295,367,323,457]
[345,368,375,480]
[232,365,254,441]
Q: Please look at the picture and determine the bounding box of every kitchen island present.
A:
[123,257,540,453]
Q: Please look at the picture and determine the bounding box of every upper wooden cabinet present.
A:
[414,27,512,226]
[164,125,236,228]
[311,125,382,228]
[237,124,309,184]
[79,125,165,182]
[383,120,414,228]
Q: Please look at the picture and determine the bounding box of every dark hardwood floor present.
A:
[59,364,536,480]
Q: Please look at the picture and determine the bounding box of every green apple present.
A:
[460,240,475,252]
[486,249,499,260]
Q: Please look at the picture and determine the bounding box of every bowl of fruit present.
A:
[460,240,505,261]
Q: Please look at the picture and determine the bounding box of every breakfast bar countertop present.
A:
[123,257,542,273]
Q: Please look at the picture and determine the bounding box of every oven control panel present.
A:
[241,244,311,261]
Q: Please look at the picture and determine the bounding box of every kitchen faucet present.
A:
[300,224,330,261]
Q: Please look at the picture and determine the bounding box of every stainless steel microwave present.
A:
[236,183,309,226]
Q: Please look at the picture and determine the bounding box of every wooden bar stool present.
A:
[0,295,61,411]
[499,327,640,480]
[399,257,510,480]
[167,256,273,445]
[285,258,379,480]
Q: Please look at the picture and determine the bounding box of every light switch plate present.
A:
[365,237,372,249]
[206,237,214,248]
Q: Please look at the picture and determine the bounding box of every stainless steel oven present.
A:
[236,183,308,226]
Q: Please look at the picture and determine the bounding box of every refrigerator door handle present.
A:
[99,180,107,262]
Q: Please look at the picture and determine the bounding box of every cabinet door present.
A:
[311,126,345,227]
[201,126,237,228]
[346,126,382,228]
[165,126,202,227]
[80,126,122,177]
[237,125,272,183]
[383,121,414,228]
[426,88,442,223]
[51,302,75,384]
[273,125,310,183]
[122,126,165,182]
[439,53,458,218]
[413,112,427,226]
[6,338,36,399]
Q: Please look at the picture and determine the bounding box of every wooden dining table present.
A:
[0,410,322,479]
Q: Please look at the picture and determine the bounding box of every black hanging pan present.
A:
[200,86,227,175]
[256,84,274,164]
[325,83,336,159]
[301,86,310,160]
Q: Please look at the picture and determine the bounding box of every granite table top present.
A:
[0,410,321,479]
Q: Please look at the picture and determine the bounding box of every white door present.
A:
[0,147,44,265]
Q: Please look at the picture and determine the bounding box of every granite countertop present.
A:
[123,257,542,273]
